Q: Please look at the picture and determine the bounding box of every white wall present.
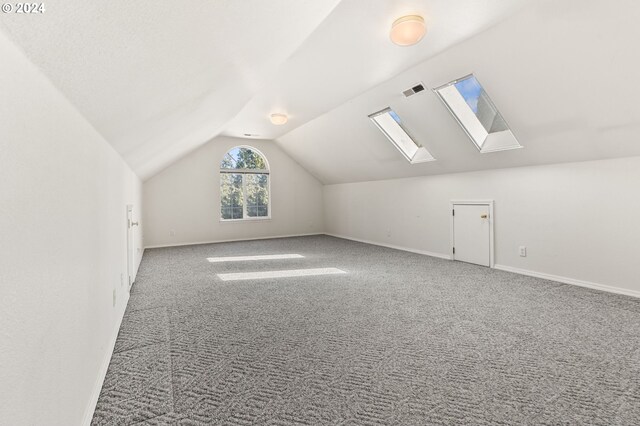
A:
[143,136,324,247]
[0,32,143,425]
[324,157,640,296]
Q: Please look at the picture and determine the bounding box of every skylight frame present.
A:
[368,107,435,164]
[433,74,522,153]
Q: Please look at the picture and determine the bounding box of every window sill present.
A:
[219,217,272,223]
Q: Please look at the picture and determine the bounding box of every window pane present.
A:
[220,173,243,219]
[245,174,269,217]
[220,153,237,169]
[220,147,267,170]
[435,75,521,153]
[454,75,509,135]
[237,148,266,169]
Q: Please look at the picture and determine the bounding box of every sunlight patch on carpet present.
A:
[217,267,346,281]
[208,254,304,263]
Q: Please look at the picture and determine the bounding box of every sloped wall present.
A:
[324,157,640,296]
[143,136,324,247]
[0,32,143,425]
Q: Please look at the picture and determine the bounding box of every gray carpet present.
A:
[91,235,640,425]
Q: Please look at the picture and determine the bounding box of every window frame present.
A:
[219,146,271,223]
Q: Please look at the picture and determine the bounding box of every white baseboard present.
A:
[144,233,324,249]
[150,234,639,298]
[325,233,639,299]
[325,233,451,260]
[494,264,640,299]
[82,291,130,426]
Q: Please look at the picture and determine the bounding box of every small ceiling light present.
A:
[270,113,288,125]
[390,15,426,46]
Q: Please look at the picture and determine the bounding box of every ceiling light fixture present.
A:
[270,113,288,125]
[390,15,426,46]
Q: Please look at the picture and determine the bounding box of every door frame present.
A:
[450,200,495,268]
[126,204,135,291]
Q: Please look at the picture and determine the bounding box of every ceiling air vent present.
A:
[402,83,426,98]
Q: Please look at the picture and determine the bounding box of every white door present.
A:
[126,205,136,290]
[453,204,491,267]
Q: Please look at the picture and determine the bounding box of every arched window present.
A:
[220,146,270,220]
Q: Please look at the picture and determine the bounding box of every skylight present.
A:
[369,108,435,164]
[434,74,521,153]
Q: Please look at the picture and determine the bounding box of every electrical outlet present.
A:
[112,288,116,307]
[519,246,527,257]
[120,273,124,287]
[170,229,175,237]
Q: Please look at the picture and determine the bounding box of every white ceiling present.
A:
[3,0,638,184]
[0,0,341,179]
[0,0,532,180]
[277,0,640,184]
[221,0,531,140]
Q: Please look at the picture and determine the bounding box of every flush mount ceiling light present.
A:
[390,15,426,46]
[270,113,288,125]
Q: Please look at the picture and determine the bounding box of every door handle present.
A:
[480,214,488,219]
[131,221,139,227]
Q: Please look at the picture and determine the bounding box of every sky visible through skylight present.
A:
[454,76,482,113]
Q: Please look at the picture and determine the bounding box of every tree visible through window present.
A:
[220,147,270,220]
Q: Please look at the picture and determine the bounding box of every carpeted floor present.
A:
[91,235,640,425]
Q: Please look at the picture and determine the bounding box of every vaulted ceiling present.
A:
[0,0,342,178]
[278,0,640,183]
[3,0,640,183]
